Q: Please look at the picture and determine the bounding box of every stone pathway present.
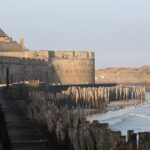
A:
[0,89,50,150]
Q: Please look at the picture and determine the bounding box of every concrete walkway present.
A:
[0,89,50,150]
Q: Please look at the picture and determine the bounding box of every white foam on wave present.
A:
[129,113,150,120]
[87,106,134,123]
[87,93,150,135]
[100,116,123,125]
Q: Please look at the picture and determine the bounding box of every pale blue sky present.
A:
[0,0,150,69]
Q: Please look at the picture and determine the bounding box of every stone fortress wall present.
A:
[0,28,95,85]
[0,50,95,85]
[0,37,11,43]
[50,51,95,84]
[0,56,50,84]
[0,51,50,60]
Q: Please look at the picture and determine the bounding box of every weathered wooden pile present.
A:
[5,84,149,150]
[27,91,149,150]
[25,93,128,150]
[28,85,145,111]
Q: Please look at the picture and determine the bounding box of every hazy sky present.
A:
[0,0,150,69]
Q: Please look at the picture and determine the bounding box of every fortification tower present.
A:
[49,51,95,84]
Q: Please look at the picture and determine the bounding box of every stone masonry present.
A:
[0,29,95,85]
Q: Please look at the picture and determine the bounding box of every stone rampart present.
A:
[52,51,94,59]
[50,51,95,84]
[0,28,95,85]
[0,56,50,84]
[0,51,50,60]
[0,50,95,85]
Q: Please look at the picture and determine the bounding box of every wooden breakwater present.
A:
[25,88,150,150]
[27,85,145,111]
[4,84,149,150]
[27,96,150,150]
[27,98,150,150]
[90,121,150,150]
[120,82,150,92]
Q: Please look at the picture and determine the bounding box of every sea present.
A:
[87,92,150,135]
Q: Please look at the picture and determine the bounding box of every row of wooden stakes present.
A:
[28,85,146,110]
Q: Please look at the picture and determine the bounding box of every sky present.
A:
[0,0,150,69]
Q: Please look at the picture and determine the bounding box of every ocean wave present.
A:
[129,113,150,119]
[100,116,126,125]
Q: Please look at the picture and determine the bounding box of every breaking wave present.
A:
[87,93,150,135]
[129,113,150,120]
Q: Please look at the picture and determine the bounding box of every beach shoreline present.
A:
[84,99,146,117]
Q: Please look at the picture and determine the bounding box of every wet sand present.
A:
[107,99,144,111]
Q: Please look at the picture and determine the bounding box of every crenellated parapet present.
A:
[49,51,95,84]
[50,51,94,59]
[0,50,94,60]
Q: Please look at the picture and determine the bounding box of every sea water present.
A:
[87,92,150,135]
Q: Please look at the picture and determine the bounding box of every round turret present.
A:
[50,51,95,84]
